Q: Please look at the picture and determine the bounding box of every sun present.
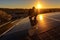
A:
[36,3,42,9]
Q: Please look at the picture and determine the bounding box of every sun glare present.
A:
[36,3,42,9]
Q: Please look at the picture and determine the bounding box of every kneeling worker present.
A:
[28,7,37,26]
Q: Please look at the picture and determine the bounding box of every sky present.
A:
[0,0,60,8]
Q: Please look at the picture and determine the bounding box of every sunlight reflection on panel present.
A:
[37,14,50,32]
[38,14,46,28]
[39,15,43,20]
[37,14,43,21]
[37,14,45,28]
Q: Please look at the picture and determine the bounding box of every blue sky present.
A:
[0,0,60,8]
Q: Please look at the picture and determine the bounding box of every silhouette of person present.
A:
[28,7,37,26]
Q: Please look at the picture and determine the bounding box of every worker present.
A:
[28,7,37,26]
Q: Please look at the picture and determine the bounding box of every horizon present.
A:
[0,7,60,9]
[0,0,60,8]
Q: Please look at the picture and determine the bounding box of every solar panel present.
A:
[28,13,60,40]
